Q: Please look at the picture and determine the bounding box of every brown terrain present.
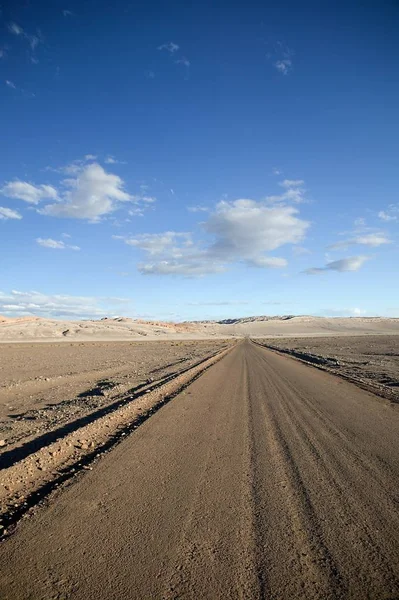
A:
[257,335,399,403]
[1,337,399,599]
[0,339,229,448]
[1,314,399,341]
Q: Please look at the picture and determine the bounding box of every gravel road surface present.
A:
[1,340,399,599]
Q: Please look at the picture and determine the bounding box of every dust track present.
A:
[1,340,399,599]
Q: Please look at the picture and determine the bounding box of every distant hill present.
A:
[0,314,398,342]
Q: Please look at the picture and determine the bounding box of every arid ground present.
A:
[257,335,399,403]
[0,340,230,448]
[1,330,399,599]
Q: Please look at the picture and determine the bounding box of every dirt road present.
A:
[1,340,399,599]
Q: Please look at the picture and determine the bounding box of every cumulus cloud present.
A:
[39,163,150,220]
[205,199,309,259]
[305,255,369,275]
[1,181,58,204]
[36,238,80,250]
[0,290,133,319]
[116,196,309,276]
[328,232,391,250]
[1,161,150,220]
[0,207,22,220]
[40,164,131,219]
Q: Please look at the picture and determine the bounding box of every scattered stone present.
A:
[0,440,6,447]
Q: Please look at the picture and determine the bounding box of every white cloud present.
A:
[120,232,193,257]
[36,238,80,250]
[280,179,304,188]
[378,205,398,222]
[0,290,133,319]
[158,42,179,54]
[272,167,282,175]
[38,163,147,220]
[0,207,22,220]
[138,260,225,277]
[5,80,16,89]
[328,232,391,250]
[117,196,309,276]
[305,255,369,275]
[266,179,306,204]
[45,155,101,175]
[205,199,309,258]
[250,256,288,268]
[63,10,74,16]
[378,211,396,222]
[1,181,58,204]
[274,59,292,75]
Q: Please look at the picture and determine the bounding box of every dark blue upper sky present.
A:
[1,0,398,319]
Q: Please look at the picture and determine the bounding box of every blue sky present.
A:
[1,0,398,320]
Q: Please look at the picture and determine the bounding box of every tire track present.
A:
[249,344,399,598]
[247,347,345,599]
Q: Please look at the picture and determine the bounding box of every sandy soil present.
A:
[258,335,399,403]
[1,341,399,599]
[1,314,399,341]
[0,340,229,448]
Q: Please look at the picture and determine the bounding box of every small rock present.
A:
[0,440,6,447]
